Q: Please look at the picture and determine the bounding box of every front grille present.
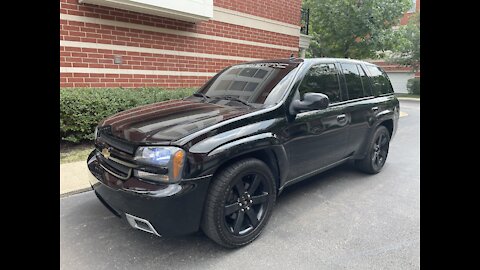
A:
[95,127,137,180]
[97,154,131,179]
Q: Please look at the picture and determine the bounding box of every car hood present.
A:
[100,99,255,143]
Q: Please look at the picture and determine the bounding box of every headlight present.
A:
[134,146,186,183]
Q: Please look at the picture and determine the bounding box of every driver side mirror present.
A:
[289,92,329,115]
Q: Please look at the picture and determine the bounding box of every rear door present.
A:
[339,62,376,156]
[364,64,399,136]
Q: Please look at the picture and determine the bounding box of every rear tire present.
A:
[355,125,391,174]
[201,158,276,248]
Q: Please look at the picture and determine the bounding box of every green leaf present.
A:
[304,0,411,59]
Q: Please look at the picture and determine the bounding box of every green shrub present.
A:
[407,78,420,95]
[60,87,196,143]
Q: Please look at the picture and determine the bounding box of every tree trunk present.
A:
[343,42,351,58]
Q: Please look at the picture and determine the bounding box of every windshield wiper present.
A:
[192,92,211,101]
[213,96,255,108]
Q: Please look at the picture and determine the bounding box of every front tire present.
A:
[355,125,391,174]
[201,158,276,248]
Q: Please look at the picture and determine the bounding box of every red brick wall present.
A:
[400,0,420,25]
[369,61,413,73]
[60,0,302,88]
[213,0,302,25]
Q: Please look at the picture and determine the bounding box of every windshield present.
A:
[196,62,300,106]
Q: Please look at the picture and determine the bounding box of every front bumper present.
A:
[87,151,212,236]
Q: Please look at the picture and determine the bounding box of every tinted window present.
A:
[357,65,373,96]
[298,63,341,103]
[199,62,300,104]
[341,63,364,100]
[365,65,394,95]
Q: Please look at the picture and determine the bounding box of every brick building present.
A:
[60,0,305,88]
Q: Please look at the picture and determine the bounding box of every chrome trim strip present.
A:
[99,163,132,180]
[328,96,375,107]
[125,213,161,237]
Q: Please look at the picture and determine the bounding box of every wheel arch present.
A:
[210,148,284,195]
[379,119,394,138]
[354,118,394,160]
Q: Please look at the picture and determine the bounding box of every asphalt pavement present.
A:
[60,100,420,270]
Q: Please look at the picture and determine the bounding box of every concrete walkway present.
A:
[60,161,92,196]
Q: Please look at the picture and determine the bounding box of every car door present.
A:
[282,62,350,181]
[364,64,398,113]
[339,62,376,156]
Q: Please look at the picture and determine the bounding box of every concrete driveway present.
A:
[60,100,420,270]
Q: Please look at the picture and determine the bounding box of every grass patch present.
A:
[395,93,420,99]
[60,143,94,164]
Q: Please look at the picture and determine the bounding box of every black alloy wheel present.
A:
[224,173,270,235]
[201,158,276,248]
[371,131,389,171]
[355,125,391,174]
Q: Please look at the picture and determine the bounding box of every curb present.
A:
[60,187,92,198]
[397,97,420,101]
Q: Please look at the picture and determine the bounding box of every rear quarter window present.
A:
[365,65,394,95]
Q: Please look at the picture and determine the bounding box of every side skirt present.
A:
[278,157,351,194]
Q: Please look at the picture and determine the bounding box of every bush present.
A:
[407,78,420,95]
[60,87,196,143]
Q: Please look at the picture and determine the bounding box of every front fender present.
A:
[186,131,289,189]
[188,119,277,154]
[207,133,278,157]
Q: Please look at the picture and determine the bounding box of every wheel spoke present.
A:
[233,211,245,234]
[380,136,388,146]
[251,193,269,205]
[372,151,378,162]
[248,175,261,194]
[377,134,383,145]
[235,181,246,195]
[380,149,388,159]
[245,208,259,227]
[224,203,241,216]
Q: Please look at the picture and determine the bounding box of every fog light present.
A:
[134,170,169,182]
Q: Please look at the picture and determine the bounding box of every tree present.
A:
[385,12,420,71]
[304,0,411,59]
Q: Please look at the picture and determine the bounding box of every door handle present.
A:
[371,106,379,112]
[337,114,346,122]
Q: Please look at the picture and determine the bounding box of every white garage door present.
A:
[385,72,415,93]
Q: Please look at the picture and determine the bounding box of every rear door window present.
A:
[365,65,394,95]
[357,65,373,97]
[341,63,365,100]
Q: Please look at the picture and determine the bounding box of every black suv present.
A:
[87,58,399,248]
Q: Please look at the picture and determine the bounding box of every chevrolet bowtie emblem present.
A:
[102,148,111,159]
